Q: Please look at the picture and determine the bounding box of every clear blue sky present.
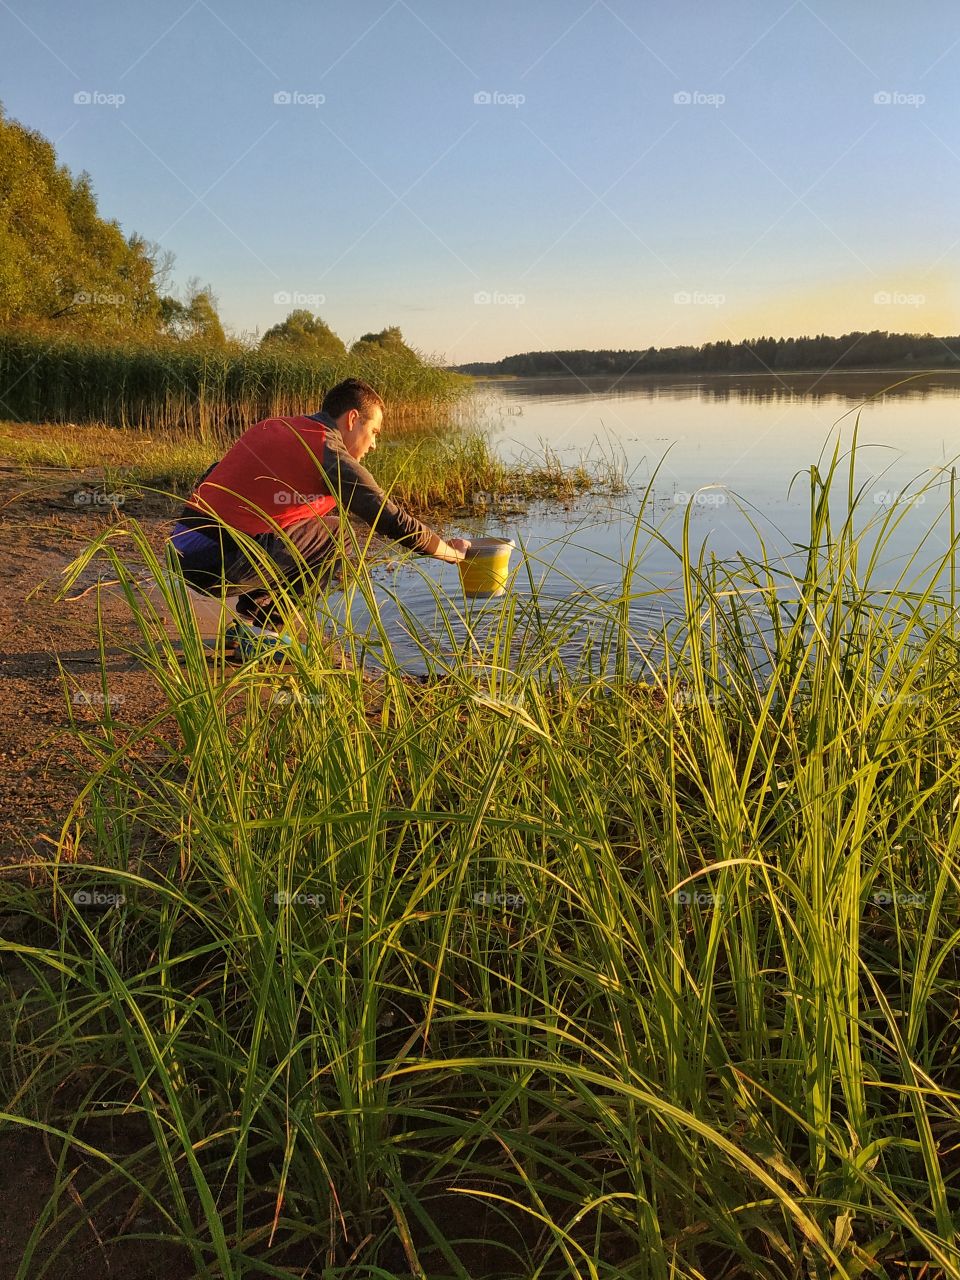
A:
[3,0,959,361]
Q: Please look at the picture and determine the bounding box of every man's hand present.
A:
[437,536,471,563]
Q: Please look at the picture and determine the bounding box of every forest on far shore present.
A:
[457,330,960,377]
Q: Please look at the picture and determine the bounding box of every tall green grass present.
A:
[0,332,470,440]
[2,436,960,1277]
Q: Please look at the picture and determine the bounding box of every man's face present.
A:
[341,406,384,461]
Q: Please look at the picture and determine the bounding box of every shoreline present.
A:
[465,365,960,381]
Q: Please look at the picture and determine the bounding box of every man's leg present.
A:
[232,515,341,628]
[168,523,237,595]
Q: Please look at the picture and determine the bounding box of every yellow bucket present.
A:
[458,537,516,597]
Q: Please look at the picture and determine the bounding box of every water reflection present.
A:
[355,373,960,671]
[475,371,960,405]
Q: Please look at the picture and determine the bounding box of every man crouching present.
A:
[167,377,470,657]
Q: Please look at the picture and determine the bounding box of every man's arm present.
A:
[321,432,467,561]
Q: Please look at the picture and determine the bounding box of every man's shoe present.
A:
[226,620,305,661]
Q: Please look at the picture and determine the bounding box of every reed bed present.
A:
[0,332,470,440]
[1,437,960,1277]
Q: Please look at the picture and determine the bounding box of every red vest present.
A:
[189,415,338,534]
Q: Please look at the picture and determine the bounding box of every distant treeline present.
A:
[457,331,960,377]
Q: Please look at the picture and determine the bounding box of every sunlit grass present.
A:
[0,421,215,494]
[2,432,960,1276]
[0,419,626,511]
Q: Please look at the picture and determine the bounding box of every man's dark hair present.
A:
[321,378,385,421]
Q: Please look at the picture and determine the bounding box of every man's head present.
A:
[321,378,385,462]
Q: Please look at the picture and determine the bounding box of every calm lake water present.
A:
[341,371,960,671]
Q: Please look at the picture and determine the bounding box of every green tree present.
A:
[351,325,419,361]
[0,102,165,336]
[184,283,226,345]
[260,309,346,358]
[160,278,228,344]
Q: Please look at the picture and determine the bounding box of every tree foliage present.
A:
[351,325,419,361]
[0,103,163,336]
[160,278,228,345]
[0,103,234,346]
[260,309,346,358]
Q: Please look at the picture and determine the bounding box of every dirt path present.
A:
[0,466,172,869]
